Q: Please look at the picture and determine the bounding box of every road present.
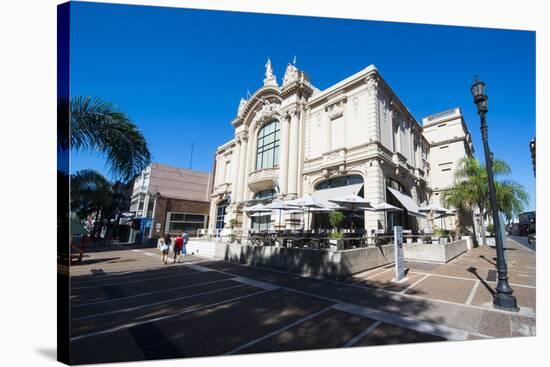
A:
[509,235,536,252]
[68,243,536,364]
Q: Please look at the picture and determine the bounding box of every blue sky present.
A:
[69,1,536,211]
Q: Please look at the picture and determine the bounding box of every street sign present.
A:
[394,226,405,281]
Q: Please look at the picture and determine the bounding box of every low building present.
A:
[208,60,474,235]
[128,163,212,242]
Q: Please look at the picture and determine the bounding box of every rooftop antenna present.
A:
[189,142,194,170]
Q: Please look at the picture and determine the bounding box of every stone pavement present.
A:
[68,238,535,364]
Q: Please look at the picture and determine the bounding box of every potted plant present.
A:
[328,211,345,250]
[432,227,446,244]
[228,218,238,243]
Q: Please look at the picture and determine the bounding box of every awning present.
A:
[387,187,426,218]
[312,183,364,210]
[313,183,363,200]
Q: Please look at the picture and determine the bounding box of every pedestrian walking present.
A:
[173,234,184,263]
[158,234,171,264]
[182,231,190,256]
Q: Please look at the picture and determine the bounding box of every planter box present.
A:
[329,239,343,251]
[403,239,468,263]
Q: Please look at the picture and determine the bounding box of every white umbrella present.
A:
[287,195,326,230]
[329,195,371,230]
[434,209,458,230]
[419,204,448,214]
[287,195,325,209]
[263,201,300,229]
[420,204,450,230]
[366,202,403,232]
[244,203,271,214]
[329,195,371,212]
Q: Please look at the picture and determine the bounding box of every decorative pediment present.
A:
[254,98,282,125]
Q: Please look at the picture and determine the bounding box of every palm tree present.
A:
[58,96,151,181]
[70,169,113,239]
[442,157,529,246]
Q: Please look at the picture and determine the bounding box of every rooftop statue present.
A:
[263,58,278,87]
[283,62,300,86]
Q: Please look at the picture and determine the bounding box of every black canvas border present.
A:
[57,2,70,365]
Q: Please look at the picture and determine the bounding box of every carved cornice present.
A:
[231,86,282,128]
[325,96,347,120]
[365,74,380,95]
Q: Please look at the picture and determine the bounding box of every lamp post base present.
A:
[493,293,519,312]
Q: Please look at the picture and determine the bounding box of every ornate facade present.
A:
[208,61,473,235]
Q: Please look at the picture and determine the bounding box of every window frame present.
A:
[255,120,281,170]
[165,212,207,233]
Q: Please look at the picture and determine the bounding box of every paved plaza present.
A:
[69,238,536,364]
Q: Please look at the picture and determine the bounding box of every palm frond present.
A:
[58,96,152,181]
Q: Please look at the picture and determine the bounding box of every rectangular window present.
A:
[166,212,206,234]
[256,121,280,170]
[251,214,271,230]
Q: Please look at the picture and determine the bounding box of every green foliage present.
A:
[328,211,345,230]
[442,157,529,220]
[329,231,344,240]
[433,227,446,238]
[58,96,151,181]
[486,223,495,235]
[228,219,238,229]
[70,169,113,220]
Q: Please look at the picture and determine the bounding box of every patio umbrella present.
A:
[287,195,325,230]
[366,202,403,232]
[263,201,300,229]
[244,203,271,214]
[434,209,458,230]
[329,195,371,230]
[420,204,449,231]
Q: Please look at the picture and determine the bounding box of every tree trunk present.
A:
[470,210,479,247]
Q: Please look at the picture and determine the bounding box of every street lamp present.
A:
[471,77,519,312]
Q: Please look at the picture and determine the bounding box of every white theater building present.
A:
[208,60,473,235]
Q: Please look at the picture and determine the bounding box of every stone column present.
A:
[365,74,381,143]
[297,106,306,196]
[208,199,217,230]
[230,139,241,203]
[279,114,290,196]
[236,134,248,203]
[287,109,300,197]
[244,122,258,196]
[323,114,331,153]
[219,156,226,186]
[364,160,386,235]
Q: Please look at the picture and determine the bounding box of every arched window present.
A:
[256,120,280,170]
[254,189,277,201]
[386,178,406,194]
[315,175,364,191]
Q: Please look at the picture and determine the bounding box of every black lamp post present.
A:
[471,77,519,312]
